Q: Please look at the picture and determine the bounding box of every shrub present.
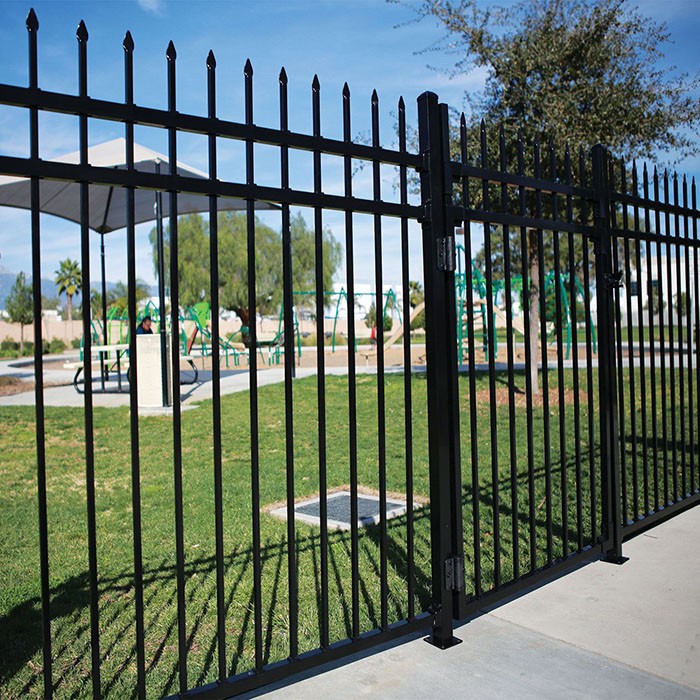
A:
[48,338,67,355]
[1,338,19,354]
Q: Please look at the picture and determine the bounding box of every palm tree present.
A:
[107,280,152,315]
[55,258,82,322]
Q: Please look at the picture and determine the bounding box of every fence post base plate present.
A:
[424,635,463,650]
[603,553,629,565]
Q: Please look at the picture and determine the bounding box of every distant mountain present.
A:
[0,272,57,310]
[0,268,141,309]
[0,272,153,311]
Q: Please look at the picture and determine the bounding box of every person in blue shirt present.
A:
[136,316,154,334]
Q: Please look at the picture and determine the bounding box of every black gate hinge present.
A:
[444,555,465,592]
[437,236,456,272]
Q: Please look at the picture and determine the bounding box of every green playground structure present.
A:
[282,288,402,354]
[455,244,597,362]
[82,255,597,372]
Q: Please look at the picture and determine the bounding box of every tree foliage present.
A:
[150,211,342,327]
[408,280,425,330]
[105,280,152,315]
[5,272,33,352]
[54,258,82,323]
[365,301,394,333]
[410,0,699,163]
[404,0,697,391]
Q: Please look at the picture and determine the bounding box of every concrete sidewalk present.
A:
[0,356,391,409]
[244,505,700,699]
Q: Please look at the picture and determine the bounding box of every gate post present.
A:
[591,144,627,564]
[417,91,465,648]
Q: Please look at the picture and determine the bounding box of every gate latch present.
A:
[437,236,456,272]
[604,270,624,290]
[444,555,465,592]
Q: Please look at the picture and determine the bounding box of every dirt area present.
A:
[191,344,428,372]
[295,344,427,370]
[0,376,33,396]
[469,386,588,408]
[0,375,70,397]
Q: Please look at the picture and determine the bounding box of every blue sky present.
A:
[0,0,698,292]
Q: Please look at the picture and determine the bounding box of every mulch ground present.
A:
[0,376,33,396]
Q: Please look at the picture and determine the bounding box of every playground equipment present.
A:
[380,301,424,352]
[455,244,597,362]
[288,288,402,353]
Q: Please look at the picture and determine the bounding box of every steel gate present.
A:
[0,9,699,699]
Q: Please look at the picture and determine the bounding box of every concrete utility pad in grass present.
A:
[270,490,418,531]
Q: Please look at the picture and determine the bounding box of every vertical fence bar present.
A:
[499,126,519,579]
[123,31,146,699]
[460,115,482,596]
[673,174,687,498]
[644,166,660,510]
[311,75,329,647]
[632,164,650,517]
[592,145,625,563]
[684,177,696,497]
[550,142,568,557]
[565,147,584,550]
[441,103,466,621]
[76,21,101,698]
[398,96,416,619]
[518,132,537,570]
[206,49,227,682]
[155,173,168,406]
[655,169,670,507]
[693,179,700,496]
[311,74,330,647]
[341,82,360,639]
[280,67,299,658]
[418,91,461,648]
[166,40,189,693]
[26,10,52,698]
[243,58,264,671]
[534,137,554,565]
[370,90,389,630]
[480,122,501,586]
[580,149,597,544]
[620,164,639,521]
[610,163,627,528]
[664,172,678,503]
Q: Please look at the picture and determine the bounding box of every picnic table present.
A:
[65,343,198,393]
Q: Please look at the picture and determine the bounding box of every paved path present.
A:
[243,505,700,699]
[0,355,404,409]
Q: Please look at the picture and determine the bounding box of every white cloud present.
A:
[136,0,163,15]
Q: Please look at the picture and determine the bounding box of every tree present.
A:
[365,301,393,333]
[5,272,33,353]
[406,0,700,391]
[41,295,61,311]
[106,280,152,315]
[90,288,103,320]
[408,280,425,330]
[150,211,342,330]
[55,258,82,322]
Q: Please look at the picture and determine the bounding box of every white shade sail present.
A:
[0,137,272,232]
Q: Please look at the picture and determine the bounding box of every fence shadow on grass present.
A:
[1,514,433,699]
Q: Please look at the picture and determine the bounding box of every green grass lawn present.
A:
[0,366,693,698]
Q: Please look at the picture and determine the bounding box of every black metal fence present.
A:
[0,9,699,700]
